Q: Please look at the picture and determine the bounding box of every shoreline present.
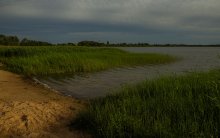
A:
[0,69,88,138]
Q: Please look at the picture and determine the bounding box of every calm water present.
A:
[38,47,220,99]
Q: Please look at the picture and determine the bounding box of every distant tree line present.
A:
[77,41,105,46]
[20,38,52,46]
[0,34,53,46]
[0,35,150,47]
[0,34,19,46]
[109,43,149,47]
[57,43,76,46]
[77,41,150,47]
[0,34,219,47]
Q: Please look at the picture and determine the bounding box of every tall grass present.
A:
[0,46,175,76]
[73,70,220,137]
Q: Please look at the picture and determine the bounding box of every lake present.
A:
[38,47,220,99]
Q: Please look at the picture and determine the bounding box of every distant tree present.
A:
[0,35,6,45]
[20,38,52,46]
[78,41,105,46]
[57,43,76,46]
[0,34,19,46]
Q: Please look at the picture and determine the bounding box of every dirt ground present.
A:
[0,69,89,138]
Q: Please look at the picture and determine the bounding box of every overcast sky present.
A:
[0,0,220,44]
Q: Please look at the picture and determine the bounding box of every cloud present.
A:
[1,1,219,23]
[0,0,220,44]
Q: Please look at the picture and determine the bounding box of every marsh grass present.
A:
[73,70,220,137]
[0,46,175,76]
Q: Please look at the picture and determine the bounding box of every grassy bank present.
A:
[73,70,220,137]
[0,46,175,76]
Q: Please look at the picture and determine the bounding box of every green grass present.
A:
[0,46,175,76]
[73,70,220,137]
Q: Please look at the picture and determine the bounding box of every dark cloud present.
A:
[0,0,220,44]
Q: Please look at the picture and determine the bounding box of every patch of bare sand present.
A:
[0,70,89,138]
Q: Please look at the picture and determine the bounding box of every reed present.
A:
[0,46,175,76]
[73,70,220,137]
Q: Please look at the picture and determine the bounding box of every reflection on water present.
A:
[38,47,220,99]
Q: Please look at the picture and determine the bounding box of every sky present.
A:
[0,0,220,44]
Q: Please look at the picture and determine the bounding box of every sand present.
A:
[0,69,89,138]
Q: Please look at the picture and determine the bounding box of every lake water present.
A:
[38,47,220,99]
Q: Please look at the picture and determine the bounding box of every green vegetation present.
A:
[20,38,52,46]
[0,34,52,46]
[78,41,106,47]
[0,34,19,46]
[0,46,175,76]
[73,70,220,137]
[1,34,220,47]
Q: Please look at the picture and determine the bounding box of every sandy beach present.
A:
[0,69,88,138]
